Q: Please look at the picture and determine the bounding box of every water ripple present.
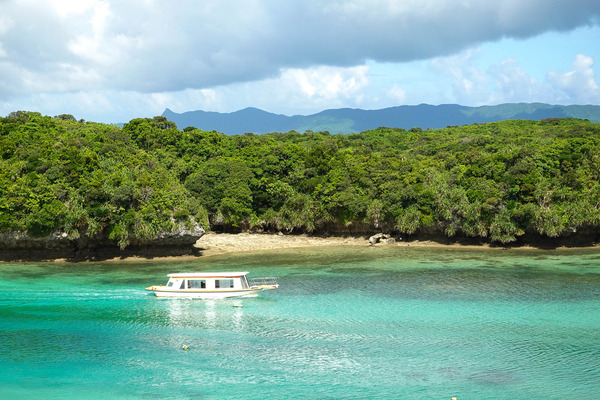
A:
[1,249,600,399]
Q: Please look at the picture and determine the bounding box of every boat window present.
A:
[215,279,234,289]
[180,280,186,290]
[167,282,174,288]
[189,280,206,289]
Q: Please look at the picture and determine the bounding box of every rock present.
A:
[0,230,75,250]
[369,233,390,245]
[368,233,401,245]
[130,218,205,247]
[0,217,205,261]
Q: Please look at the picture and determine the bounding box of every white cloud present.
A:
[1,1,599,121]
[423,49,600,106]
[1,0,599,97]
[287,69,317,97]
[429,49,493,104]
[489,58,552,104]
[67,1,112,64]
[49,0,101,17]
[282,65,369,101]
[547,54,600,103]
[0,14,14,35]
[2,51,599,124]
[388,85,407,103]
[166,65,372,116]
[88,65,370,121]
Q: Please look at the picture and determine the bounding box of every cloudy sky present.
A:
[1,0,599,123]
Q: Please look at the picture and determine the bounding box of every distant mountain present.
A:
[162,103,600,135]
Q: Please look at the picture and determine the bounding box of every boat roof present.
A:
[167,272,249,278]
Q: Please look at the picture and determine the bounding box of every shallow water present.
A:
[1,247,599,399]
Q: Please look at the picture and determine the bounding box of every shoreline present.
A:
[192,232,600,257]
[2,232,600,263]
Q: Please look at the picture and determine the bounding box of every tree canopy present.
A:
[2,112,600,246]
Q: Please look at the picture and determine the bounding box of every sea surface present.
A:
[1,247,599,399]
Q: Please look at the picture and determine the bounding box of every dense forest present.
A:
[2,111,600,249]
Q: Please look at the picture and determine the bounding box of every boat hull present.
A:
[146,286,262,299]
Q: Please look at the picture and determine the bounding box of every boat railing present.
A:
[249,277,279,288]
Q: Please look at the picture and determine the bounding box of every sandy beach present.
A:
[194,232,369,257]
[192,231,494,257]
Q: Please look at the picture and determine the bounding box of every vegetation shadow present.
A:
[0,245,203,263]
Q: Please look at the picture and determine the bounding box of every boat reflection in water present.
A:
[146,272,279,299]
[164,298,246,330]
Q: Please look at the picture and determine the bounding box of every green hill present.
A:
[2,112,600,257]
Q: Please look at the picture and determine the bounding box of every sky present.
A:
[0,0,599,124]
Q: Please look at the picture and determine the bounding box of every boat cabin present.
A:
[146,271,278,298]
[165,272,251,291]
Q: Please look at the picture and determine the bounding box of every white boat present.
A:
[145,272,279,299]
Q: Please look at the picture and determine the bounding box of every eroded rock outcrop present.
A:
[0,219,205,261]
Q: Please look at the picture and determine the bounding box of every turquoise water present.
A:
[1,247,599,399]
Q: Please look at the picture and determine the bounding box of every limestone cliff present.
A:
[0,220,205,261]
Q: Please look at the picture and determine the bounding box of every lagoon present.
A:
[1,247,599,399]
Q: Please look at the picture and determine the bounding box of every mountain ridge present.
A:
[162,103,600,135]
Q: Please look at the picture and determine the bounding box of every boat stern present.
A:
[249,277,279,290]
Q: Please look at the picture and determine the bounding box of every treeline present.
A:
[0,112,205,249]
[1,111,600,247]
